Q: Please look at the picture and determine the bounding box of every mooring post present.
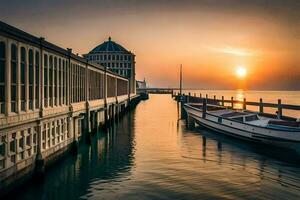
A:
[194,93,196,97]
[221,96,224,106]
[200,93,202,98]
[277,99,282,119]
[259,98,264,114]
[231,97,234,108]
[187,114,195,129]
[202,98,207,118]
[206,94,208,99]
[180,94,187,119]
[243,98,246,110]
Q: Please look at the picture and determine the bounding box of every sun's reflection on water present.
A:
[234,89,244,109]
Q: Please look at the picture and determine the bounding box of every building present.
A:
[136,78,147,90]
[0,21,139,194]
[83,37,136,94]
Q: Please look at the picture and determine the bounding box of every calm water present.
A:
[10,93,300,200]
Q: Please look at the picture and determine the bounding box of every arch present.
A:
[35,51,40,108]
[11,43,17,112]
[20,47,26,111]
[44,54,48,107]
[28,49,34,110]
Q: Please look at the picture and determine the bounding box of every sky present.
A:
[1,0,299,90]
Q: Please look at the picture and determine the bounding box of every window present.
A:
[232,117,244,122]
[62,60,65,104]
[112,55,115,60]
[59,58,62,105]
[11,44,17,112]
[44,54,48,107]
[128,69,131,77]
[35,52,40,109]
[104,55,107,60]
[100,55,103,60]
[108,55,111,60]
[116,55,119,60]
[28,50,34,110]
[245,115,259,122]
[49,56,53,107]
[20,47,26,111]
[54,57,57,106]
[0,42,5,114]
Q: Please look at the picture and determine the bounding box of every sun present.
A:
[236,67,247,78]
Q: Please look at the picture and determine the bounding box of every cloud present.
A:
[206,46,258,57]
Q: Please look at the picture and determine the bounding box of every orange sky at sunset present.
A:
[1,0,299,90]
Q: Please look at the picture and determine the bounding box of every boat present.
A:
[184,102,300,153]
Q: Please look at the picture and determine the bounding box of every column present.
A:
[115,77,118,100]
[85,63,88,102]
[35,122,45,175]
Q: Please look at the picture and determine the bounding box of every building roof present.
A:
[89,37,130,53]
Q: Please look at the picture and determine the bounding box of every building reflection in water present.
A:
[10,112,136,200]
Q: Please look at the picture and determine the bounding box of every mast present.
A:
[179,64,182,96]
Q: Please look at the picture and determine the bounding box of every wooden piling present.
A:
[231,97,234,108]
[221,96,224,106]
[277,99,282,119]
[259,98,264,113]
[202,98,207,118]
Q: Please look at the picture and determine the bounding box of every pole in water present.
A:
[179,64,182,96]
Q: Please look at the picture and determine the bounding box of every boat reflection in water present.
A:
[9,94,300,200]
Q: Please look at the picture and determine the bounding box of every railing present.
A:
[173,92,300,119]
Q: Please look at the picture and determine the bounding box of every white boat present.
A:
[184,103,300,153]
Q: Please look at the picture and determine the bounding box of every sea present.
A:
[9,91,300,200]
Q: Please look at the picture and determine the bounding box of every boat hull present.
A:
[184,104,300,153]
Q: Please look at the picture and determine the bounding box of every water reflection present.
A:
[234,89,244,109]
[9,94,300,200]
[10,113,135,200]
